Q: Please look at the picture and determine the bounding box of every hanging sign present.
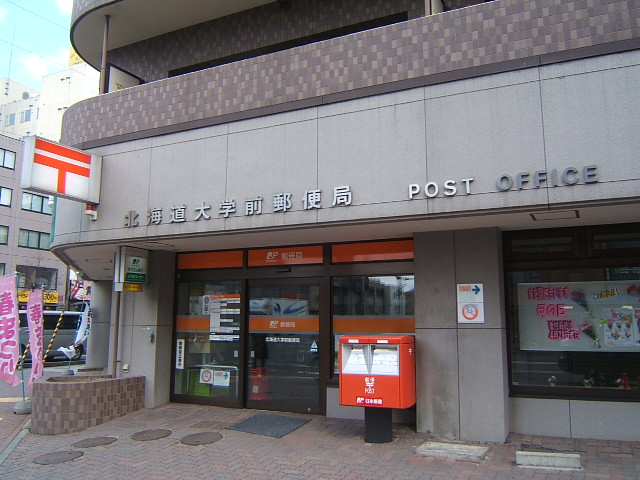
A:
[114,247,149,291]
[21,136,102,203]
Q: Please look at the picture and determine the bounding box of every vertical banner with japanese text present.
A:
[27,289,44,391]
[0,275,20,386]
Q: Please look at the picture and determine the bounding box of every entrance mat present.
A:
[226,413,310,438]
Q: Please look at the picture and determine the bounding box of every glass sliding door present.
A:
[247,279,322,413]
[173,280,243,406]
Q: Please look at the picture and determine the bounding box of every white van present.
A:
[18,310,88,361]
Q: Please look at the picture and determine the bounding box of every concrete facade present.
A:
[54,0,640,442]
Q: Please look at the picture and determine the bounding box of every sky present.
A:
[0,0,74,90]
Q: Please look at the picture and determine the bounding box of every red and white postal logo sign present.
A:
[21,136,101,204]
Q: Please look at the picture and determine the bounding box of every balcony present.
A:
[63,0,637,149]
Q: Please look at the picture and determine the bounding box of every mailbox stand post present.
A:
[364,406,393,443]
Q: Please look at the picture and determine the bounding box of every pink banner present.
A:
[27,289,44,391]
[0,275,20,386]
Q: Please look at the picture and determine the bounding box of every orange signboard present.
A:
[332,240,414,263]
[178,250,244,269]
[249,316,319,333]
[176,316,210,331]
[248,246,323,266]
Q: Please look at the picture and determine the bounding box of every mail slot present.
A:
[339,335,415,409]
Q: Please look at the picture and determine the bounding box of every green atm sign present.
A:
[124,256,147,283]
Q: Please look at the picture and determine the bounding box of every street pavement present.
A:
[1,369,639,479]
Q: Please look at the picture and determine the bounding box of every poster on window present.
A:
[517,281,640,351]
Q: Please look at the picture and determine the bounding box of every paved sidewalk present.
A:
[1,402,639,479]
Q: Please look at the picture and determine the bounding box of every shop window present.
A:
[0,148,16,169]
[590,227,640,258]
[18,229,50,250]
[332,276,415,376]
[173,281,242,401]
[16,265,58,290]
[504,233,578,261]
[505,225,640,397]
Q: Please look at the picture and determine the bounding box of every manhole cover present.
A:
[131,429,172,441]
[72,436,117,448]
[181,432,223,446]
[33,450,83,465]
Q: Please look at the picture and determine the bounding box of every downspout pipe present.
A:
[99,15,110,94]
[110,290,121,377]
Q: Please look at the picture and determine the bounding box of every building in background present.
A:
[0,79,39,139]
[0,50,99,308]
[0,133,66,308]
[53,0,639,442]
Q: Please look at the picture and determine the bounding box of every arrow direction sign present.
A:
[457,283,485,324]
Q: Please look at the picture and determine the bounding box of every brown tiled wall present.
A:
[62,0,639,148]
[31,376,145,435]
[108,0,425,82]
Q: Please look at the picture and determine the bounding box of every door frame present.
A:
[245,276,328,415]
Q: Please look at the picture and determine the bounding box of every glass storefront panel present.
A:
[332,276,415,376]
[174,281,242,401]
[508,267,640,390]
[248,281,320,407]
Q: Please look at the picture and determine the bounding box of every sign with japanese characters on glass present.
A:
[517,281,640,351]
[207,294,240,341]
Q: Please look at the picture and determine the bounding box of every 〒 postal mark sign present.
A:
[21,136,101,203]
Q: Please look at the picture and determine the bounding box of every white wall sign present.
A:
[175,338,185,370]
[457,283,485,324]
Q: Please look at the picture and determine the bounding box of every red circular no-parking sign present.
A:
[461,304,479,321]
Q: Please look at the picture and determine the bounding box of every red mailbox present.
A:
[339,335,415,409]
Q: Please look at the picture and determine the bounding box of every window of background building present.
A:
[0,225,8,245]
[16,265,57,290]
[505,224,640,397]
[19,109,31,123]
[0,187,12,207]
[331,275,415,376]
[22,192,52,214]
[4,113,15,127]
[0,263,5,276]
[18,229,50,250]
[0,148,16,169]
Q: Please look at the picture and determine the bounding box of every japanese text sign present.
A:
[0,275,20,386]
[27,289,44,391]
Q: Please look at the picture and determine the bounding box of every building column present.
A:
[413,228,509,442]
[116,250,176,408]
[85,280,111,369]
